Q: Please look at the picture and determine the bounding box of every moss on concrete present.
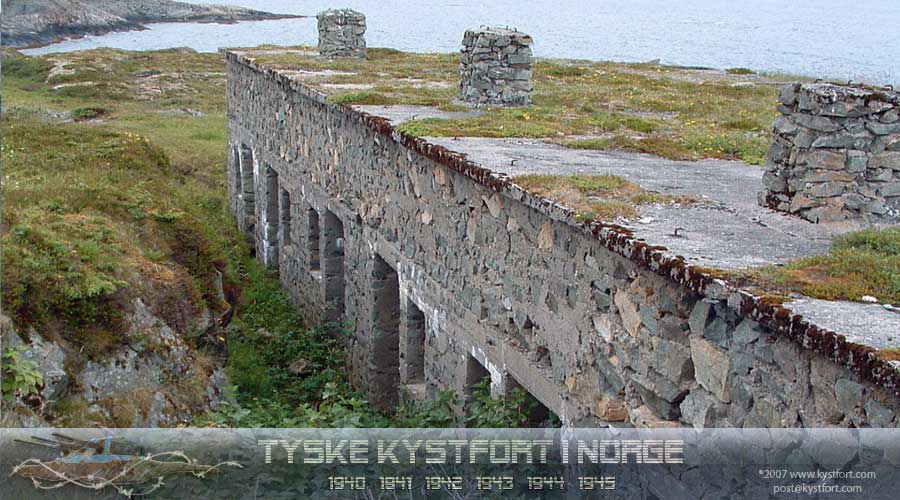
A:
[749,227,900,305]
[514,174,698,221]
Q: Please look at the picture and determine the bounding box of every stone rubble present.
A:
[760,83,900,223]
[316,8,367,59]
[458,27,533,106]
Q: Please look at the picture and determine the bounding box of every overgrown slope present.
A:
[1,47,244,425]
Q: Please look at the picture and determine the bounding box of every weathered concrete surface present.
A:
[356,105,482,124]
[418,136,897,361]
[786,298,900,351]
[422,136,851,268]
[227,49,900,428]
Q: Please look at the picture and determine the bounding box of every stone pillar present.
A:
[458,27,533,106]
[316,9,366,58]
[760,83,900,223]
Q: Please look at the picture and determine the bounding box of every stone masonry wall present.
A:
[316,9,366,58]
[760,83,900,223]
[458,28,533,106]
[227,53,900,428]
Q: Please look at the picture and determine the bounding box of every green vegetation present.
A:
[250,47,778,163]
[514,174,697,220]
[1,47,237,420]
[326,90,393,106]
[2,48,236,365]
[1,46,564,427]
[466,379,558,427]
[726,67,755,75]
[1,53,53,85]
[749,227,900,305]
[195,262,389,427]
[1,117,224,359]
[1,347,44,402]
[193,264,554,428]
[71,106,108,121]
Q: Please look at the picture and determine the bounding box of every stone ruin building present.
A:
[316,8,366,58]
[225,29,900,429]
[761,83,900,223]
[458,27,534,106]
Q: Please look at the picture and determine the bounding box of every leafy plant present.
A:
[1,346,44,401]
[394,390,461,427]
[466,379,541,428]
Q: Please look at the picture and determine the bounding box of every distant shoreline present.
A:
[10,15,306,50]
[1,0,304,49]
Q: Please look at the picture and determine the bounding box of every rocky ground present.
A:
[1,0,300,48]
[1,306,230,428]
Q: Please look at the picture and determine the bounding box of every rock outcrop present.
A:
[1,0,301,48]
[0,301,230,428]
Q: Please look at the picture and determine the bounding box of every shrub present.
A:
[2,347,44,401]
[466,379,541,427]
[2,56,52,85]
[71,107,108,121]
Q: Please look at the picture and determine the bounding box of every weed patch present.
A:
[750,227,900,304]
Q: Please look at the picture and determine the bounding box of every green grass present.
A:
[750,227,900,305]
[1,117,213,358]
[326,90,393,105]
[71,106,108,121]
[243,47,778,164]
[1,52,53,84]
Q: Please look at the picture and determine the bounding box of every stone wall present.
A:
[458,28,533,106]
[316,8,366,58]
[760,83,900,223]
[227,52,900,428]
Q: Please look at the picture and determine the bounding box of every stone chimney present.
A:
[458,27,533,106]
[760,83,900,223]
[317,9,366,58]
